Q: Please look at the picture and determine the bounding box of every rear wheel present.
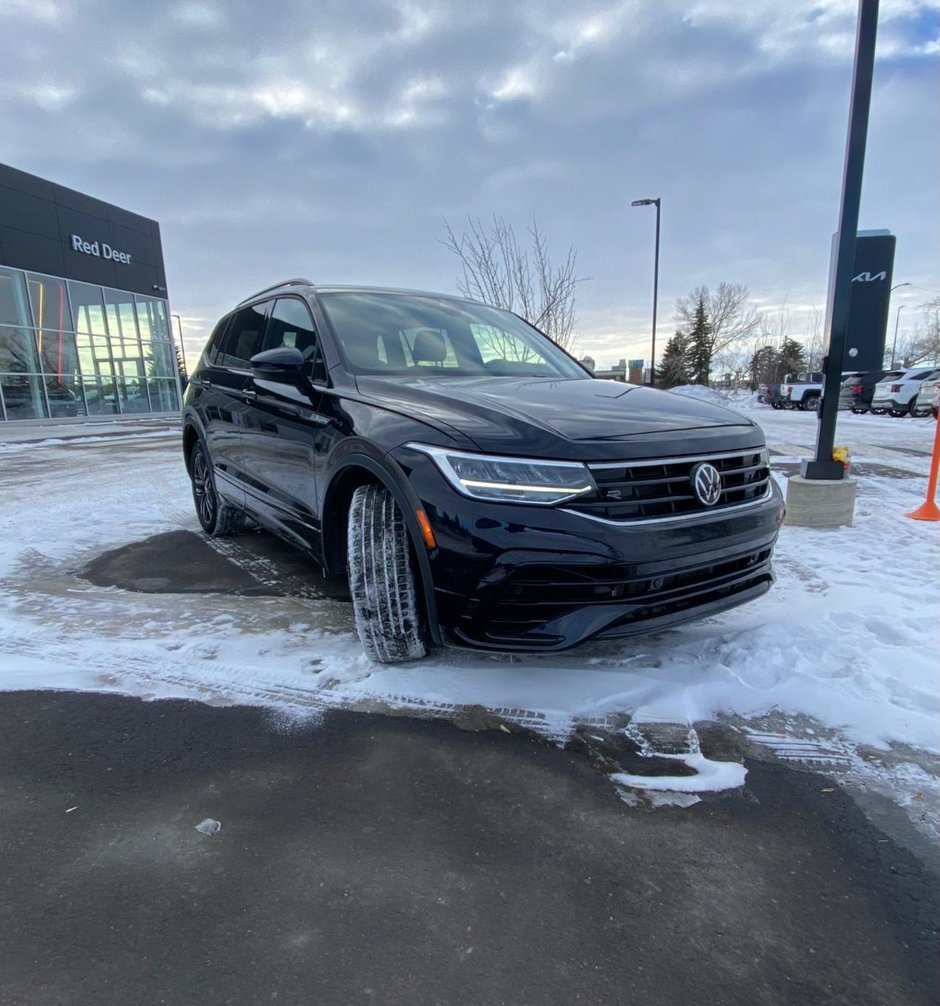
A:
[889,404,911,417]
[190,440,246,536]
[871,407,887,415]
[850,405,869,415]
[347,484,428,664]
[801,394,820,412]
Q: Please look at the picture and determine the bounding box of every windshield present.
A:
[318,291,588,379]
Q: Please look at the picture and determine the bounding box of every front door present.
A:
[240,297,331,553]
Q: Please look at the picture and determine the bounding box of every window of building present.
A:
[0,266,179,421]
[0,267,32,327]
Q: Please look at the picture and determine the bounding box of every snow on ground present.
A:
[0,406,938,820]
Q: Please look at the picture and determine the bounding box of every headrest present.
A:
[411,328,447,364]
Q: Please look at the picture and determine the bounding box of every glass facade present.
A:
[0,265,181,421]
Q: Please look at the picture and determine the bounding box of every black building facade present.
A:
[0,162,180,421]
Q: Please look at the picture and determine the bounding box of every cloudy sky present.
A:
[1,0,938,366]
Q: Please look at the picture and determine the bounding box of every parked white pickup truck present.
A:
[783,372,824,411]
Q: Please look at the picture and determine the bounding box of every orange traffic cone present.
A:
[906,413,940,521]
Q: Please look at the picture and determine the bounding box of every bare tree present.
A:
[442,215,581,352]
[804,305,825,370]
[672,283,760,378]
[900,298,940,367]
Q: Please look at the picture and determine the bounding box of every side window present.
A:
[218,302,268,368]
[203,315,231,366]
[266,298,326,383]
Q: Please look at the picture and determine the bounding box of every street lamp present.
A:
[888,282,910,369]
[890,303,907,369]
[631,197,661,386]
[171,313,189,375]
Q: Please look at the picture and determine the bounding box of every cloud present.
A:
[0,0,936,364]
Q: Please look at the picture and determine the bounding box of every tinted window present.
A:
[265,298,326,382]
[202,315,231,366]
[218,302,268,368]
[319,291,586,379]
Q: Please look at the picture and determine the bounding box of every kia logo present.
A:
[691,463,722,506]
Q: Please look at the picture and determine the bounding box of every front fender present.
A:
[321,450,443,645]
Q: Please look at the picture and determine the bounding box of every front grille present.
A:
[456,546,774,647]
[567,449,770,523]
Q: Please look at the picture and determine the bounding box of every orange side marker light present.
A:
[416,509,438,549]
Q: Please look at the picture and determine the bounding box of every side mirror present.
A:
[250,347,305,382]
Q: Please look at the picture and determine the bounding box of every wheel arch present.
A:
[182,410,208,475]
[321,454,442,645]
[182,422,201,475]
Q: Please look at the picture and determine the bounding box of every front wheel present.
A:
[190,440,246,536]
[347,484,428,663]
[801,394,820,412]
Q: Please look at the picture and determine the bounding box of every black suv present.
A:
[182,280,784,662]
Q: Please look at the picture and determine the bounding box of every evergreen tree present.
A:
[748,345,778,386]
[686,293,713,385]
[656,331,691,388]
[776,337,806,380]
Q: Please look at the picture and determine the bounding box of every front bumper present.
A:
[394,448,785,652]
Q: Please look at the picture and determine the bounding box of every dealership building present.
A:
[0,162,181,422]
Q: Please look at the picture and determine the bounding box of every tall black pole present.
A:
[807,0,880,479]
[651,199,660,386]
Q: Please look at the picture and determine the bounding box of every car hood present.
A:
[354,375,759,459]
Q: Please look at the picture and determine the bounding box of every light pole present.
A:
[890,304,907,369]
[888,282,910,369]
[631,197,661,386]
[171,313,189,376]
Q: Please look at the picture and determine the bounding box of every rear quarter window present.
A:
[202,315,231,367]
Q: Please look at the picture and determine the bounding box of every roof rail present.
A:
[235,278,315,306]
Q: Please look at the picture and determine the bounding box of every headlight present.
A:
[408,443,596,505]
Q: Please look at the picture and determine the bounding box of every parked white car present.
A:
[870,367,940,416]
[912,373,940,418]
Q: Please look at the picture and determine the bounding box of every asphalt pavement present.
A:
[1,416,938,1005]
[0,689,937,1006]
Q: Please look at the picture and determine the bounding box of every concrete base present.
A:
[785,474,857,528]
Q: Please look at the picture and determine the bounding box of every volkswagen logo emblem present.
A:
[691,462,722,506]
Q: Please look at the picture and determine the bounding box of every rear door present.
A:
[195,301,270,504]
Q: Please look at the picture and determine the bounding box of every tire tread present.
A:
[347,484,427,663]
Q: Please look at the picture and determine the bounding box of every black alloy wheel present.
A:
[347,484,428,663]
[850,405,869,414]
[190,440,245,536]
